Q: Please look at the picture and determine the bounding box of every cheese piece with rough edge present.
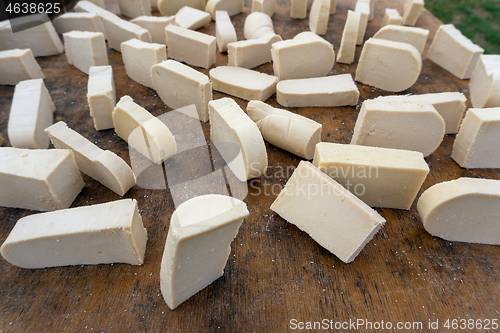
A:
[0,49,44,85]
[206,0,244,20]
[276,74,359,107]
[210,66,278,101]
[355,38,421,92]
[373,25,429,54]
[291,0,307,18]
[98,11,151,52]
[313,142,429,209]
[271,31,334,80]
[469,55,500,109]
[228,34,282,69]
[402,0,423,26]
[117,0,151,19]
[113,95,177,164]
[427,24,483,80]
[215,11,237,53]
[0,147,84,211]
[87,65,116,131]
[417,178,500,245]
[451,108,500,169]
[63,31,108,75]
[158,0,205,16]
[1,199,147,268]
[131,16,175,45]
[309,0,330,35]
[121,39,166,89]
[160,194,249,310]
[45,121,136,196]
[251,0,276,17]
[271,161,385,263]
[244,12,275,39]
[151,60,212,122]
[175,6,211,30]
[337,10,360,64]
[53,12,103,35]
[354,0,369,45]
[8,79,54,149]
[382,8,402,26]
[246,100,322,159]
[351,98,445,157]
[209,98,267,181]
[166,25,216,69]
[73,1,107,33]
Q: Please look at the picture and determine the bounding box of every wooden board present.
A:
[1,0,499,331]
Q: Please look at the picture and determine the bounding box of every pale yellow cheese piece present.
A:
[215,11,237,52]
[206,0,244,20]
[0,147,84,211]
[469,55,500,109]
[175,6,211,30]
[244,12,275,39]
[113,95,177,164]
[8,79,54,149]
[291,0,307,19]
[88,65,116,131]
[402,0,424,26]
[45,121,136,196]
[270,161,385,263]
[98,11,152,51]
[337,10,360,64]
[427,24,484,80]
[1,199,147,268]
[313,142,429,209]
[158,0,205,16]
[382,8,402,26]
[210,66,278,101]
[354,0,369,45]
[355,38,422,92]
[0,49,44,85]
[309,0,330,35]
[151,60,212,122]
[121,38,166,89]
[73,0,108,34]
[160,195,248,310]
[209,98,267,181]
[251,0,276,16]
[351,98,445,157]
[228,34,282,69]
[451,108,500,169]
[117,0,151,18]
[271,31,335,80]
[131,16,175,44]
[373,25,429,54]
[330,0,338,14]
[417,178,500,245]
[247,100,322,159]
[53,12,103,35]
[166,24,216,69]
[63,31,108,75]
[276,74,359,107]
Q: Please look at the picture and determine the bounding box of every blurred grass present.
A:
[425,0,500,54]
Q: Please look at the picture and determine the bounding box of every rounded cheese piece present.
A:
[243,12,275,39]
[373,25,429,54]
[206,0,244,20]
[417,178,500,245]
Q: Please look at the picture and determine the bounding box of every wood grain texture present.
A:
[1,0,499,332]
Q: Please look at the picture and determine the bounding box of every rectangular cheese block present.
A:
[121,39,166,89]
[291,0,307,18]
[63,31,108,75]
[215,10,237,53]
[165,25,216,69]
[309,0,330,35]
[117,0,151,18]
[354,0,369,45]
[382,8,402,26]
[88,65,116,130]
[1,199,147,268]
[131,16,175,44]
[337,10,360,64]
[313,142,429,209]
[53,12,103,35]
[0,49,44,85]
[73,0,107,34]
[175,6,211,30]
[0,147,84,211]
[98,11,152,51]
[228,34,282,69]
[402,0,423,26]
[469,55,500,109]
[270,161,385,263]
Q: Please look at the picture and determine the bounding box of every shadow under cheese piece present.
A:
[271,161,385,263]
[1,199,147,268]
[160,195,249,310]
[0,49,44,86]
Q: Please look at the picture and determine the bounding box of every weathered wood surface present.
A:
[0,0,499,332]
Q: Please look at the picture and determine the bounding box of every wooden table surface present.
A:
[1,0,499,332]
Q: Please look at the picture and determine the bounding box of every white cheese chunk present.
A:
[0,21,63,57]
[73,0,108,34]
[291,0,307,18]
[175,6,211,30]
[337,10,361,64]
[0,147,84,211]
[309,0,330,35]
[252,0,276,16]
[402,0,423,26]
[87,65,116,131]
[228,33,282,69]
[158,0,205,16]
[206,0,244,20]
[53,12,103,35]
[121,38,166,89]
[160,195,249,309]
[0,49,44,85]
[271,161,385,263]
[382,8,402,26]
[117,0,151,18]
[354,0,369,45]
[63,31,108,75]
[166,25,216,69]
[244,12,275,39]
[131,16,175,44]
[8,79,54,149]
[451,107,500,169]
[1,199,147,268]
[373,25,429,54]
[98,11,152,51]
[417,178,500,245]
[469,55,500,108]
[209,98,267,181]
[215,11,237,52]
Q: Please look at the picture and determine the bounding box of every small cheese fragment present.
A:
[210,66,278,101]
[45,121,136,196]
[373,25,429,54]
[63,31,108,75]
[291,0,307,18]
[175,6,211,30]
[113,95,177,164]
[427,24,484,80]
[53,12,103,35]
[276,74,359,107]
[417,178,500,245]
[271,31,335,80]
[402,0,424,26]
[469,55,500,108]
[117,0,151,18]
[87,65,116,131]
[337,10,361,64]
[351,98,445,157]
[160,195,249,310]
[0,147,84,211]
[131,16,175,44]
[121,39,166,89]
[247,100,322,159]
[0,21,63,57]
[309,0,330,35]
[73,0,107,34]
[151,60,212,122]
[8,79,54,149]
[228,34,282,69]
[451,108,500,169]
[271,161,385,263]
[215,11,237,52]
[354,0,370,45]
[382,8,402,26]
[252,0,276,16]
[244,12,276,39]
[158,0,205,16]
[313,142,429,209]
[355,38,421,92]
[1,199,147,268]
[209,98,267,181]
[166,25,216,69]
[98,11,152,51]
[0,49,44,85]
[206,0,244,20]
